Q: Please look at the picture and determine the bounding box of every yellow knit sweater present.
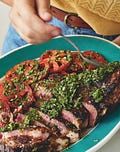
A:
[51,0,120,35]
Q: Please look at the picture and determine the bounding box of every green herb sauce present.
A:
[0,109,40,132]
[22,109,40,128]
[91,88,104,103]
[40,62,120,118]
[1,62,119,131]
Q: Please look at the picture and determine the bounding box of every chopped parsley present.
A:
[0,123,19,132]
[0,109,40,132]
[22,109,40,128]
[91,88,104,103]
[40,62,120,118]
[40,74,80,118]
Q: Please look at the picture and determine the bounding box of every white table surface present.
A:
[97,129,120,152]
[0,3,120,152]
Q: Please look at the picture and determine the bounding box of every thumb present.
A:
[36,0,52,21]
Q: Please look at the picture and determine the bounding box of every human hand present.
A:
[113,36,120,46]
[10,0,61,44]
[1,0,13,6]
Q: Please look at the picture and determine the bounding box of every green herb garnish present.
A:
[91,88,104,103]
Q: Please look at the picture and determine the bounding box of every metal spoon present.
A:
[61,34,102,67]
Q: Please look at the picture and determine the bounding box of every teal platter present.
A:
[0,35,120,152]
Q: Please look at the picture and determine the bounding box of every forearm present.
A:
[1,0,13,6]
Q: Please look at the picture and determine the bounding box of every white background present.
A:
[0,2,10,51]
[0,2,120,152]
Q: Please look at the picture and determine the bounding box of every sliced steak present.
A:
[0,127,50,152]
[71,107,89,129]
[35,86,52,101]
[62,109,81,129]
[47,134,70,152]
[62,108,89,130]
[0,61,120,152]
[81,69,120,126]
[104,84,120,106]
[37,110,80,144]
[33,121,70,151]
[83,102,98,127]
[103,70,120,105]
[37,111,69,135]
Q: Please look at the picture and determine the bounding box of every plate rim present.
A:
[1,34,120,60]
[87,122,120,152]
[0,34,120,152]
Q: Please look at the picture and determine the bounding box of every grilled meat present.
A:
[0,52,120,152]
[0,127,50,152]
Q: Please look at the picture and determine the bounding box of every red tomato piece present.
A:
[69,52,83,72]
[5,69,17,82]
[82,51,107,70]
[0,122,5,128]
[39,50,72,74]
[83,51,107,63]
[0,83,10,111]
[11,85,35,109]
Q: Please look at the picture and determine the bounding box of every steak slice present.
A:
[62,109,81,129]
[83,102,97,127]
[37,110,69,135]
[0,127,50,152]
[62,107,89,130]
[37,110,80,143]
[82,69,120,126]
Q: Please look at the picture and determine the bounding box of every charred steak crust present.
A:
[0,127,50,152]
